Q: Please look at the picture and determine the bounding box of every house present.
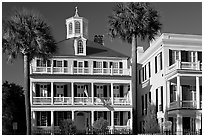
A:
[137,33,202,135]
[30,7,132,134]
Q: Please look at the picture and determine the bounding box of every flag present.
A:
[84,86,89,97]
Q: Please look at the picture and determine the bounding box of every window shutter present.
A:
[47,84,51,97]
[94,85,97,97]
[74,85,77,97]
[120,111,123,125]
[54,84,56,97]
[156,89,158,113]
[74,61,77,67]
[198,52,202,62]
[103,85,107,97]
[93,61,96,68]
[155,56,157,73]
[36,84,40,97]
[64,85,67,97]
[160,52,163,70]
[119,85,123,97]
[53,60,56,67]
[169,49,173,66]
[119,62,123,68]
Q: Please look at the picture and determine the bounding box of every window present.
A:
[113,62,118,68]
[145,94,148,115]
[36,59,46,67]
[181,51,190,62]
[69,23,72,34]
[160,86,163,112]
[170,84,177,102]
[93,61,102,68]
[119,62,123,68]
[148,62,151,78]
[160,52,163,70]
[155,56,157,73]
[144,65,147,80]
[156,89,158,113]
[54,111,71,126]
[139,69,142,84]
[37,111,51,126]
[142,95,144,115]
[53,60,62,67]
[77,40,83,54]
[74,61,77,67]
[103,61,108,68]
[75,21,80,34]
[64,60,68,67]
[149,92,151,103]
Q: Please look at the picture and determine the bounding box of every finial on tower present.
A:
[74,7,79,17]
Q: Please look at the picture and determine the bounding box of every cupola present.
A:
[66,7,88,39]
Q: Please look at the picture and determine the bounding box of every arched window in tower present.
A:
[69,22,72,34]
[77,40,83,54]
[75,21,80,34]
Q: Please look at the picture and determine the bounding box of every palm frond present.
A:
[2,8,57,63]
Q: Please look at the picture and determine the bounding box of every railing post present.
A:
[71,82,74,105]
[197,61,200,70]
[111,83,114,105]
[51,82,54,105]
[176,60,181,69]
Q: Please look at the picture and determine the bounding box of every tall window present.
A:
[37,111,51,126]
[142,95,144,115]
[77,40,83,54]
[155,56,157,73]
[75,21,80,34]
[148,62,151,78]
[69,22,72,34]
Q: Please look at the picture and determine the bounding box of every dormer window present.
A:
[69,23,72,34]
[75,21,80,34]
[77,40,83,54]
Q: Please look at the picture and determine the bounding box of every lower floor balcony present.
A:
[31,110,132,135]
[169,100,199,110]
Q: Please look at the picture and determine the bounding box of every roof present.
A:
[54,38,129,58]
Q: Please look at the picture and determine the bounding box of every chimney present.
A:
[94,35,104,45]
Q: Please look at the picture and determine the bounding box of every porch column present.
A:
[111,111,114,134]
[130,109,133,130]
[129,83,132,105]
[71,82,74,105]
[51,82,54,105]
[196,76,200,109]
[166,81,170,109]
[51,111,54,135]
[91,82,94,104]
[177,75,181,107]
[196,114,201,133]
[111,83,114,105]
[31,111,36,133]
[72,110,75,121]
[176,113,182,135]
[91,111,94,126]
[30,82,34,105]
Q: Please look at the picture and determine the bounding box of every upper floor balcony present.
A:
[30,59,131,76]
[166,60,202,75]
[31,82,131,106]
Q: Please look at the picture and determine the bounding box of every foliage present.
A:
[92,117,109,134]
[2,81,26,135]
[108,2,162,134]
[59,119,77,135]
[108,2,162,43]
[2,8,57,62]
[143,102,160,134]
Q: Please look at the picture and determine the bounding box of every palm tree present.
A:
[108,2,161,134]
[3,8,57,135]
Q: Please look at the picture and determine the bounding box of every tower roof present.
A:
[74,7,79,17]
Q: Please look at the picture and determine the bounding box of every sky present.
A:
[2,2,202,87]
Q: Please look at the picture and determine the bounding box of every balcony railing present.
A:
[169,100,197,110]
[166,61,202,74]
[94,97,112,105]
[31,66,131,76]
[113,97,130,105]
[32,97,130,106]
[33,97,52,105]
[53,97,72,105]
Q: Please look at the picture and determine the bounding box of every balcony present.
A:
[166,61,202,75]
[31,66,131,76]
[169,100,198,110]
[32,97,130,106]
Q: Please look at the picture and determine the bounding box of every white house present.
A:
[30,7,132,134]
[137,33,202,135]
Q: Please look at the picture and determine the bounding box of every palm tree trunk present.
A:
[131,34,138,135]
[24,54,31,135]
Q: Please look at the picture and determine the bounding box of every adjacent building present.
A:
[137,33,202,135]
[30,8,132,134]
